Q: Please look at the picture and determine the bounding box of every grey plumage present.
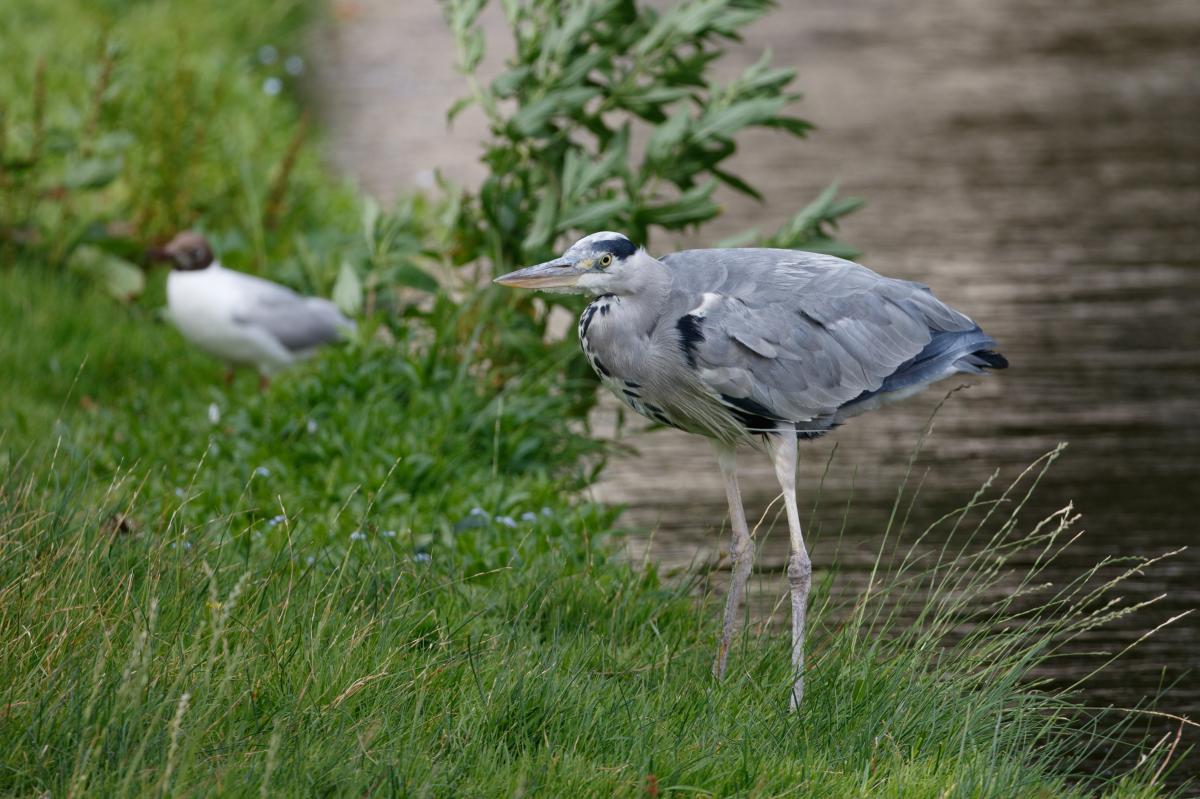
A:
[495,232,1007,709]
[231,278,353,355]
[573,246,1004,444]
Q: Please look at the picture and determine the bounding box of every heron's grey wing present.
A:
[232,275,354,353]
[669,250,980,424]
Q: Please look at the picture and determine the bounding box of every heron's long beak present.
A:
[494,257,587,289]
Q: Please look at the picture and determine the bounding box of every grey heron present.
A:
[495,231,1007,709]
[152,232,355,385]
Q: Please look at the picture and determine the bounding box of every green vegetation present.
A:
[0,0,1182,796]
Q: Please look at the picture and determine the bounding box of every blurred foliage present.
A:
[444,0,861,264]
[1,0,863,384]
[0,0,363,296]
[0,0,872,517]
[441,0,862,394]
[1,267,611,568]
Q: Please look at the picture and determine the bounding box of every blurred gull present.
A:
[153,231,354,386]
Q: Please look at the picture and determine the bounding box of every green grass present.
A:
[0,268,1183,797]
[0,0,1186,795]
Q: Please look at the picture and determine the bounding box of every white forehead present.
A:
[565,231,629,256]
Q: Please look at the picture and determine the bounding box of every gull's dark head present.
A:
[494,232,648,296]
[150,231,214,271]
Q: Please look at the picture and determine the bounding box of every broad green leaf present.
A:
[763,116,812,137]
[508,86,599,137]
[711,166,762,201]
[557,50,608,89]
[332,259,363,315]
[388,262,440,293]
[639,181,719,227]
[573,125,628,199]
[67,244,145,302]
[557,197,629,231]
[93,131,135,154]
[446,95,474,125]
[644,111,689,165]
[560,149,588,202]
[491,66,531,98]
[693,96,786,141]
[361,196,381,242]
[63,157,123,189]
[462,28,485,72]
[523,188,559,251]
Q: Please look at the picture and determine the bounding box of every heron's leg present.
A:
[767,427,811,711]
[711,441,753,680]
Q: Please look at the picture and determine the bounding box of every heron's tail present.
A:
[955,348,1009,373]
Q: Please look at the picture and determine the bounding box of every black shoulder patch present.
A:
[594,237,637,260]
[675,314,705,367]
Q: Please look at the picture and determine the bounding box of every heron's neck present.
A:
[618,251,671,303]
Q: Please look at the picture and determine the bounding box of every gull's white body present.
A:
[167,262,352,375]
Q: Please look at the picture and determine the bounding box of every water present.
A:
[312,0,1200,778]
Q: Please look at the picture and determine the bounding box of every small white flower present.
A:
[306,418,318,434]
[174,488,186,499]
[469,507,489,518]
[414,552,432,563]
[306,555,316,566]
[262,77,283,96]
[382,530,397,539]
[183,541,193,551]
[349,530,367,542]
[284,55,305,75]
[255,466,271,478]
[257,44,278,64]
[496,515,517,528]
[207,402,221,424]
[520,511,538,522]
[267,514,286,527]
[541,507,553,517]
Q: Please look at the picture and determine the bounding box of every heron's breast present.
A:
[577,295,691,430]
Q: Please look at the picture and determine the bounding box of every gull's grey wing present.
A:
[662,249,990,426]
[231,274,354,353]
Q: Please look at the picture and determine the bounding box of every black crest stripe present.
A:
[594,237,637,259]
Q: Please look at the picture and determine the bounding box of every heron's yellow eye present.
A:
[599,253,613,267]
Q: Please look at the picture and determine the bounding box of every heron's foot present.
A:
[258,373,271,391]
[712,640,730,681]
[223,366,236,385]
[786,551,811,711]
[788,676,804,712]
[716,544,753,684]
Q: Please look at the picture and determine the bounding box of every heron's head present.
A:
[149,231,214,271]
[494,232,653,296]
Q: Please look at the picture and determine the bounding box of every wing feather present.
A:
[230,273,354,353]
[663,249,978,423]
